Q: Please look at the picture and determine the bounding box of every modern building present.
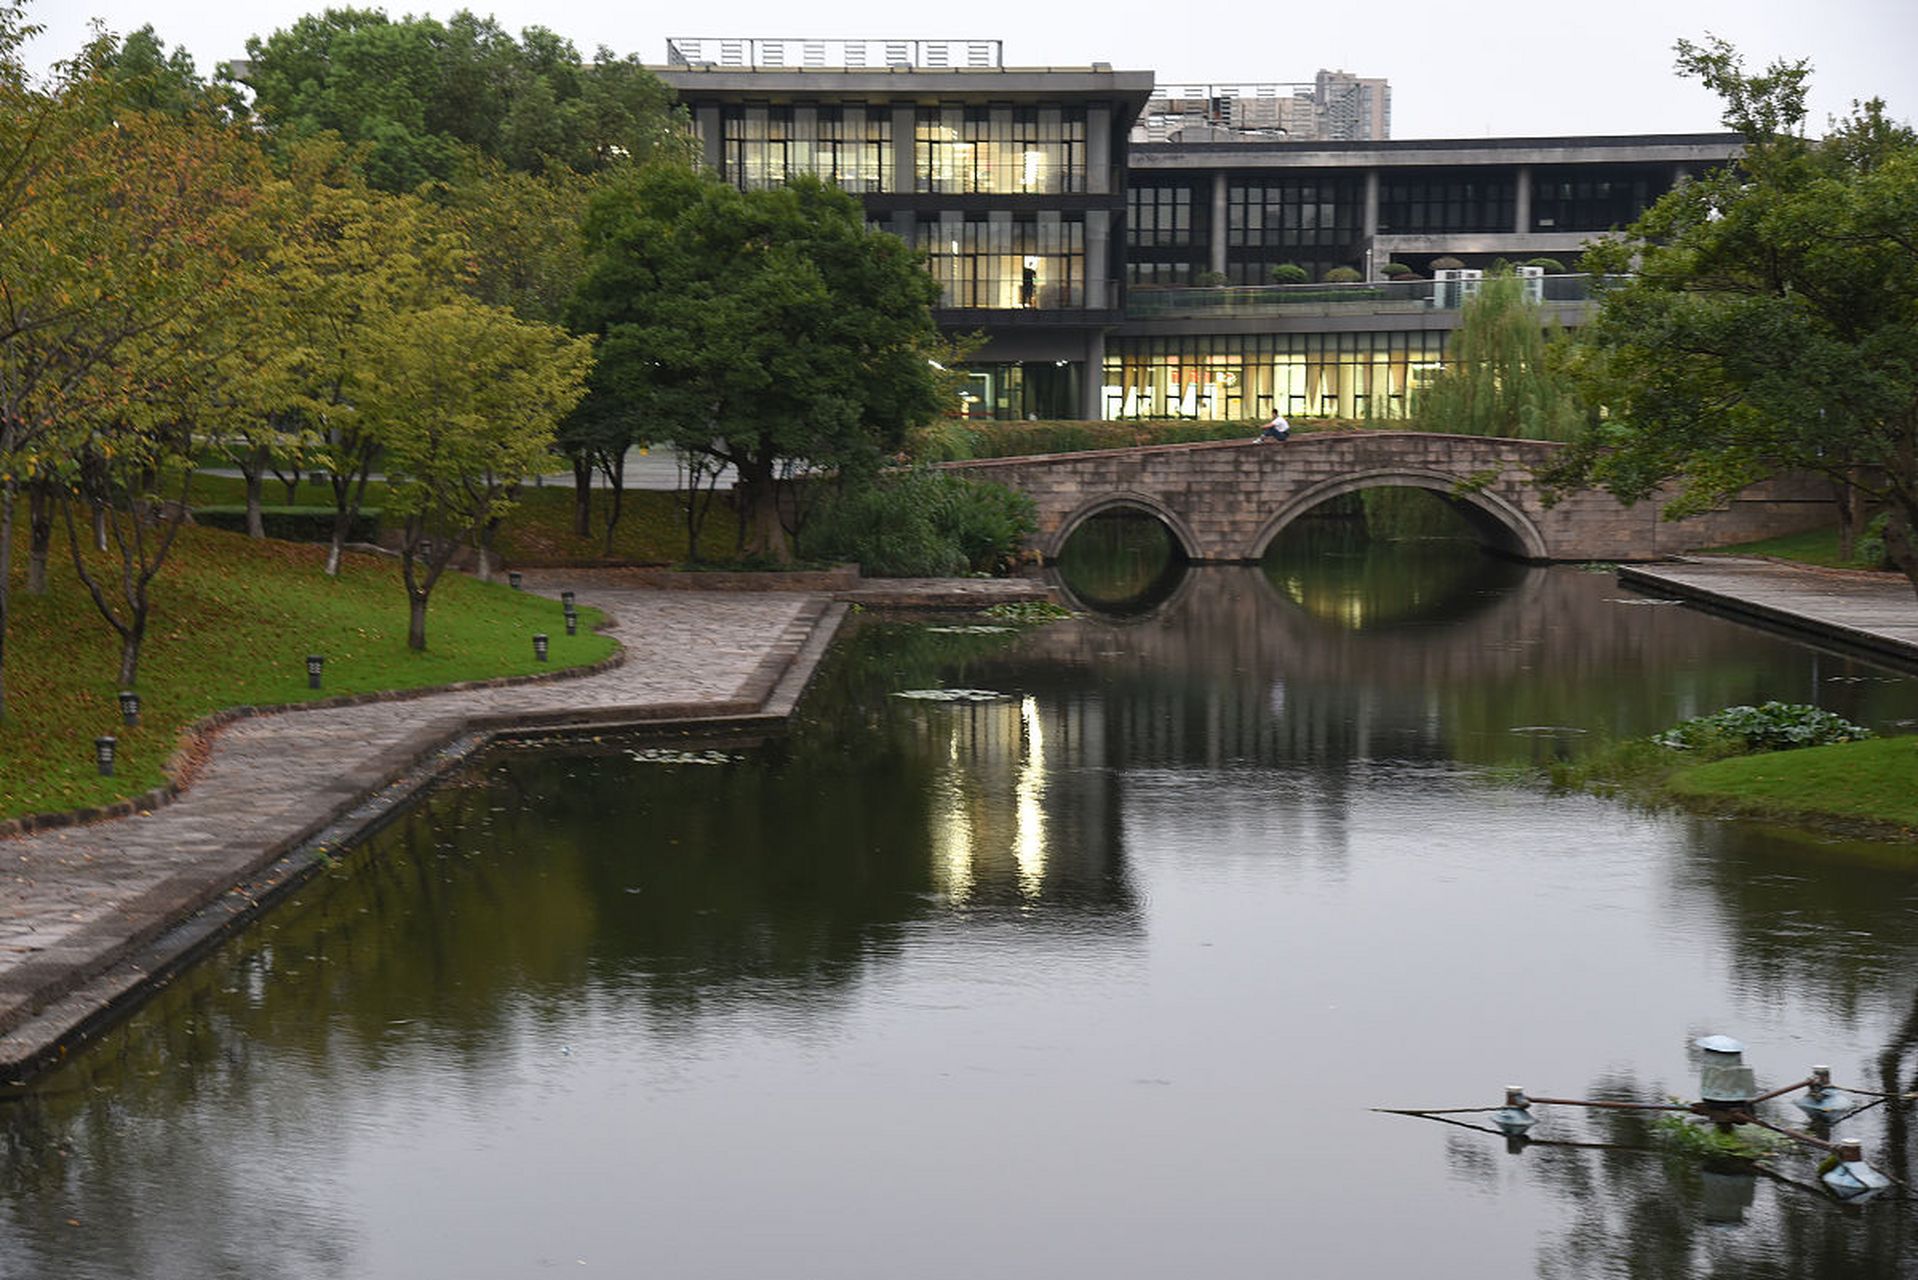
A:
[654,39,1741,422]
[1133,71,1391,144]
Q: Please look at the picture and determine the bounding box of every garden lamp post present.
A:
[117,690,141,726]
[95,736,116,777]
[306,654,325,690]
[534,633,549,662]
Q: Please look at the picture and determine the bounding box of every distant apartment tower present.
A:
[1314,69,1389,140]
[1131,70,1389,143]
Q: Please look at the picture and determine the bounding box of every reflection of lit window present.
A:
[1015,696,1047,900]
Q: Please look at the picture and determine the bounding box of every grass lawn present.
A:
[1,520,614,821]
[1667,736,1918,835]
[187,473,726,566]
[1699,525,1891,572]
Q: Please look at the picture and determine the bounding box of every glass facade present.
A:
[1225,176,1362,282]
[1126,181,1208,286]
[1377,169,1515,234]
[918,213,1086,309]
[1104,333,1448,421]
[1530,167,1660,231]
[955,361,1083,420]
[915,106,1086,194]
[722,104,894,192]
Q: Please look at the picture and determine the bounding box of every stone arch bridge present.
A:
[936,433,1833,562]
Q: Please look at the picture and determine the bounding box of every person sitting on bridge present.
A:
[1258,411,1291,443]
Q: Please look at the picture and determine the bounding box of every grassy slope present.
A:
[2,520,614,820]
[1699,525,1890,572]
[189,474,723,566]
[1667,736,1918,835]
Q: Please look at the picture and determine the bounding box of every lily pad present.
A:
[890,688,1012,703]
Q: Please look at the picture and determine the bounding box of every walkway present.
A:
[0,573,842,1081]
[1618,557,1918,667]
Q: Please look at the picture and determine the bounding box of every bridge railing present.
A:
[1123,273,1625,320]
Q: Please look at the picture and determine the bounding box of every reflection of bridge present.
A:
[939,434,1833,562]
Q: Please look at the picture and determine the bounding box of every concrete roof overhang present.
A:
[1129,133,1743,171]
[653,66,1157,117]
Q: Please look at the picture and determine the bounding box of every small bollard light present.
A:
[306,654,325,690]
[117,690,141,726]
[564,611,578,637]
[94,735,116,777]
[560,590,576,610]
[1492,1085,1537,1135]
[509,571,523,590]
[1795,1064,1853,1123]
[533,633,549,662]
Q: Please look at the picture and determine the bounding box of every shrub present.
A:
[1381,261,1414,278]
[799,469,1036,577]
[193,505,381,543]
[1268,262,1310,285]
[1322,266,1363,283]
[1653,701,1874,754]
[1430,256,1466,271]
[1524,257,1567,274]
[1194,270,1229,287]
[1856,512,1893,568]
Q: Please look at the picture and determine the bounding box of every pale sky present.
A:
[23,0,1918,140]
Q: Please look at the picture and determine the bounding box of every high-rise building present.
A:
[1131,71,1390,144]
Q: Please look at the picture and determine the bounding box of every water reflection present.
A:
[5,530,1918,1279]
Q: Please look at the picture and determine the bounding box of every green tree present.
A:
[1548,39,1918,595]
[362,298,591,649]
[238,9,690,190]
[571,167,947,561]
[1415,270,1589,439]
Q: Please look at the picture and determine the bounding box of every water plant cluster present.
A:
[1652,702,1874,754]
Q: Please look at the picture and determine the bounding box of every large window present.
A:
[1126,181,1207,287]
[722,104,893,192]
[1104,333,1448,421]
[1128,184,1194,246]
[1531,167,1660,232]
[1377,170,1514,233]
[918,212,1085,309]
[915,105,1085,194]
[1224,176,1360,283]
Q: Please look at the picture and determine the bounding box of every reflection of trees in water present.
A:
[1054,512,1188,616]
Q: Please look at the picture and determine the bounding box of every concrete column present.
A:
[1513,164,1532,233]
[1672,163,1692,190]
[1086,105,1112,194]
[891,104,916,193]
[1362,168,1380,238]
[695,105,722,174]
[1085,210,1110,309]
[1210,171,1228,277]
[1081,330,1107,420]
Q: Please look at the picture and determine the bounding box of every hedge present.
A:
[193,505,382,543]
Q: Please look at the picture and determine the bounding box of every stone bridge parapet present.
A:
[936,432,1834,562]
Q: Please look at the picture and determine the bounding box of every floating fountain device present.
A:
[1694,1034,1758,1116]
[1793,1065,1853,1124]
[1384,1032,1905,1208]
[1821,1139,1894,1202]
[1491,1086,1536,1135]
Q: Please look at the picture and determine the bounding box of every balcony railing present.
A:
[932,280,1121,313]
[1124,273,1619,320]
[666,38,1003,69]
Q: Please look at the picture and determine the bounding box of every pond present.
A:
[4,515,1918,1279]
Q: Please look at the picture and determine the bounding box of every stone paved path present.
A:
[1619,557,1918,666]
[0,574,830,1066]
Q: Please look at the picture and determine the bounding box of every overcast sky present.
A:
[22,0,1918,140]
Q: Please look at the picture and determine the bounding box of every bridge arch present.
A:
[1045,491,1203,563]
[1245,467,1549,561]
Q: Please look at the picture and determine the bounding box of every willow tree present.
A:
[1414,270,1590,440]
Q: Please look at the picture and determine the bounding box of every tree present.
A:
[571,167,947,561]
[1415,269,1590,439]
[364,298,591,649]
[238,10,691,191]
[1546,39,1918,597]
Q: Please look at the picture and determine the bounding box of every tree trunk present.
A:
[1886,509,1918,604]
[1834,474,1859,562]
[738,465,792,563]
[0,484,12,725]
[600,451,627,557]
[408,593,428,651]
[93,504,107,552]
[572,455,592,537]
[244,444,269,539]
[26,481,52,595]
[118,613,145,687]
